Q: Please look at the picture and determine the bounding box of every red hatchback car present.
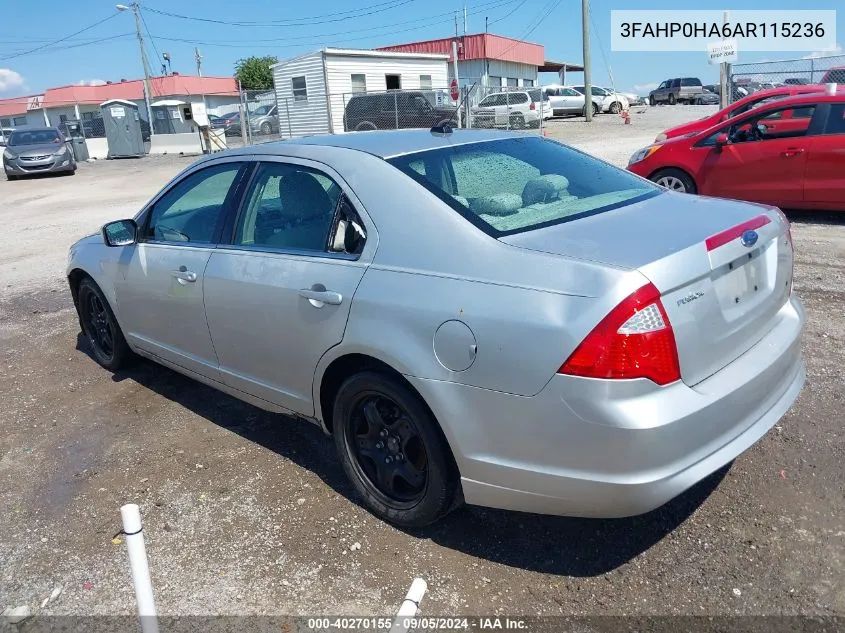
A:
[654,84,842,142]
[628,93,845,211]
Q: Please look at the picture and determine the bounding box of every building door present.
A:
[386,74,401,90]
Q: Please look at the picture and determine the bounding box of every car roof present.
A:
[223,128,527,159]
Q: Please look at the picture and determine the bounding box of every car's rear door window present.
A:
[388,137,658,236]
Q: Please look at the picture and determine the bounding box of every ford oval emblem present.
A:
[741,229,759,248]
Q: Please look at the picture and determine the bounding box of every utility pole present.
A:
[463,4,467,36]
[582,0,592,121]
[719,10,731,109]
[117,3,155,134]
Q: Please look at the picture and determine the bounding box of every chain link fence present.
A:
[337,82,549,134]
[728,53,845,103]
[229,81,552,146]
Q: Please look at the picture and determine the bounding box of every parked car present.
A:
[248,104,279,135]
[542,85,599,117]
[693,88,720,105]
[628,92,845,210]
[210,111,242,136]
[0,127,15,146]
[344,91,458,131]
[820,67,845,84]
[67,128,804,526]
[569,85,629,113]
[649,78,704,105]
[654,84,844,141]
[470,89,552,128]
[3,127,76,180]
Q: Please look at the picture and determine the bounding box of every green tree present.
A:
[234,56,278,90]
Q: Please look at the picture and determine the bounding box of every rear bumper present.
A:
[408,295,805,518]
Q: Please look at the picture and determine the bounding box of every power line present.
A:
[495,0,562,58]
[139,9,164,71]
[1,12,120,61]
[142,0,419,28]
[149,0,518,50]
[0,33,133,58]
[488,0,530,25]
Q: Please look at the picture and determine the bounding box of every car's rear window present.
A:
[387,137,659,237]
[681,78,702,86]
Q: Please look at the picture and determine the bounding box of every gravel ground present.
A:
[0,108,843,621]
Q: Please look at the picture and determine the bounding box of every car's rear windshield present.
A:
[681,78,702,86]
[8,129,61,146]
[386,137,659,237]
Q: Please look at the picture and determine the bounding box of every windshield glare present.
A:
[387,137,659,236]
[8,129,62,146]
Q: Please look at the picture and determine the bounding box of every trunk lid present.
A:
[500,192,794,386]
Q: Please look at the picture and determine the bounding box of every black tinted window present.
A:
[147,163,243,243]
[824,104,845,134]
[681,78,702,86]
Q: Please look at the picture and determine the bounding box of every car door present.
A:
[203,158,373,415]
[115,159,250,380]
[696,104,817,205]
[804,102,845,206]
[653,81,668,101]
[559,87,584,113]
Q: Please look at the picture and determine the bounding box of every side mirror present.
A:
[102,219,138,247]
[715,133,729,147]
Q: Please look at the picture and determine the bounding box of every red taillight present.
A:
[558,282,681,386]
[529,101,536,110]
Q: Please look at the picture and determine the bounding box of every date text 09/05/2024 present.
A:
[306,617,528,630]
[619,22,826,38]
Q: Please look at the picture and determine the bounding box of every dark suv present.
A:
[649,77,704,105]
[344,91,459,131]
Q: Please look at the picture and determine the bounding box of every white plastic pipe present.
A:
[390,578,427,633]
[120,504,159,633]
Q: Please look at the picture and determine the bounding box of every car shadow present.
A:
[76,334,728,577]
[783,209,845,225]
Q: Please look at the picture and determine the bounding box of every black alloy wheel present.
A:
[333,371,458,526]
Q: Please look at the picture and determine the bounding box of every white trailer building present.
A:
[271,48,450,136]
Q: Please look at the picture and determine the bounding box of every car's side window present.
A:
[234,162,339,252]
[145,163,243,244]
[823,104,845,134]
[726,106,816,144]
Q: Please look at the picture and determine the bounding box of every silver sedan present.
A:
[67,129,805,526]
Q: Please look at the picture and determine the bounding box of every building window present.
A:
[291,76,307,101]
[419,74,432,90]
[82,111,96,121]
[506,77,518,88]
[351,74,366,94]
[488,76,502,89]
[386,74,401,90]
[0,118,10,127]
[13,116,27,126]
[59,114,68,123]
[523,79,534,87]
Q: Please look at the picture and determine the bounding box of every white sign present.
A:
[110,106,126,118]
[707,38,738,64]
[169,108,181,120]
[26,95,44,111]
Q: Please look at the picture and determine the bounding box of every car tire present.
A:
[649,95,656,106]
[6,174,17,181]
[668,93,676,105]
[608,101,621,114]
[355,121,377,131]
[333,371,460,527]
[509,113,525,129]
[259,122,272,135]
[77,277,133,372]
[650,168,697,194]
